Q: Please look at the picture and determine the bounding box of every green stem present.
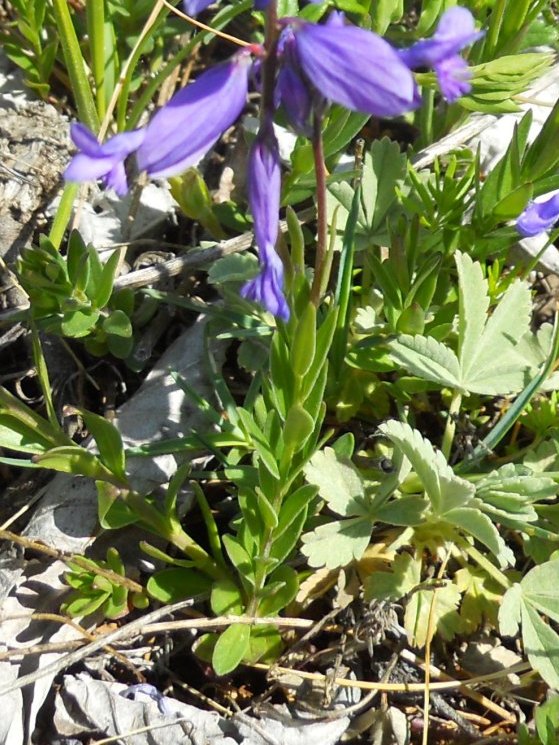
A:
[418,86,435,148]
[459,541,511,591]
[51,0,99,131]
[121,490,223,580]
[310,111,328,306]
[441,390,462,460]
[31,325,58,430]
[87,0,107,120]
[49,182,79,249]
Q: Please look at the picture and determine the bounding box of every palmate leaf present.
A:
[389,252,532,396]
[476,463,557,525]
[300,516,373,569]
[378,420,474,516]
[303,447,367,517]
[499,560,559,688]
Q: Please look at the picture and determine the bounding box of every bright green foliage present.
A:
[17,233,135,360]
[62,548,148,619]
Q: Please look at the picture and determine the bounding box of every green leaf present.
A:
[60,309,100,338]
[300,516,372,568]
[80,409,126,481]
[376,496,428,526]
[445,506,514,567]
[499,583,522,637]
[147,568,211,603]
[103,310,133,358]
[258,565,298,616]
[222,534,254,585]
[521,600,559,689]
[208,253,258,284]
[244,625,283,663]
[256,489,278,530]
[97,481,138,530]
[212,623,250,675]
[390,252,533,395]
[274,484,316,539]
[378,420,474,516]
[388,334,461,389]
[283,405,315,455]
[291,303,316,378]
[211,578,245,615]
[34,445,114,480]
[365,552,419,602]
[304,447,366,517]
[520,559,559,624]
[476,464,556,525]
[93,248,121,308]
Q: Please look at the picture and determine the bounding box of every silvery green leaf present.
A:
[445,506,515,567]
[300,517,372,568]
[388,335,462,390]
[499,583,522,637]
[520,559,559,624]
[476,463,556,524]
[304,447,367,517]
[455,251,489,372]
[379,420,474,516]
[521,601,559,689]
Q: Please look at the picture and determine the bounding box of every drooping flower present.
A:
[517,193,559,237]
[241,123,290,321]
[399,7,483,102]
[286,15,421,118]
[275,28,315,136]
[65,52,253,193]
[136,53,252,178]
[64,124,145,196]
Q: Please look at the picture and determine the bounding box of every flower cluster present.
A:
[65,8,481,319]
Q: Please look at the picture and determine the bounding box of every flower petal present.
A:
[517,194,559,237]
[64,153,116,183]
[241,258,290,321]
[399,7,483,69]
[293,19,420,117]
[136,55,251,179]
[435,55,472,102]
[276,29,314,135]
[183,0,214,15]
[249,124,281,257]
[70,123,102,155]
[241,125,289,320]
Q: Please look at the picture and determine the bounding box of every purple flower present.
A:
[241,125,289,321]
[399,7,483,102]
[517,193,559,237]
[288,16,420,117]
[65,53,252,194]
[276,29,314,136]
[183,0,269,15]
[136,53,252,178]
[64,124,145,196]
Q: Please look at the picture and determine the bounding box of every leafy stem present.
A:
[441,390,463,460]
